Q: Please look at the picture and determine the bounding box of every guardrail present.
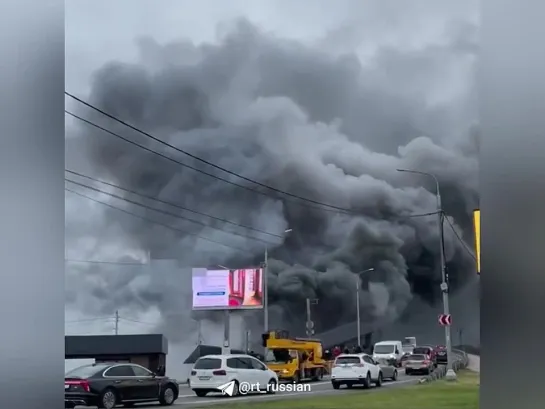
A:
[419,348,468,382]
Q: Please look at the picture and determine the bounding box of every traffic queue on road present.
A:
[185,331,451,398]
[64,329,453,407]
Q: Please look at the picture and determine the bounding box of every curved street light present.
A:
[356,268,375,347]
[397,168,455,379]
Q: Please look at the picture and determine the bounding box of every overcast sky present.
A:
[66,0,477,96]
[65,0,478,373]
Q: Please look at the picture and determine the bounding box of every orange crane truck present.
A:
[261,329,326,383]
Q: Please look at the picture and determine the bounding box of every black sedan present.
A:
[65,362,179,409]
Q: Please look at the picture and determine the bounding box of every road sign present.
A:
[306,320,314,330]
[438,314,452,326]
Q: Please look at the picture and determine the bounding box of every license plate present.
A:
[65,384,69,389]
[198,376,211,380]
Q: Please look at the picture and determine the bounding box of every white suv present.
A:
[190,354,278,397]
[331,354,383,389]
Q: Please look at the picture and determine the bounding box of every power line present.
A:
[118,317,156,326]
[65,110,442,222]
[443,215,477,261]
[64,109,350,216]
[65,259,146,266]
[65,93,361,213]
[65,178,275,246]
[66,169,283,240]
[65,317,113,324]
[65,100,441,223]
[65,188,247,252]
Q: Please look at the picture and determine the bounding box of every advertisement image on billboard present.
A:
[192,267,264,310]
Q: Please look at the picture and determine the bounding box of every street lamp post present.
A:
[356,268,375,347]
[263,228,292,335]
[397,168,456,380]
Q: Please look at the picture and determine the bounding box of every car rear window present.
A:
[335,356,361,365]
[194,358,222,369]
[65,364,108,378]
[409,354,427,360]
[413,347,430,354]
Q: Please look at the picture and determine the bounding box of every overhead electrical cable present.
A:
[65,178,275,246]
[65,188,248,252]
[66,169,283,239]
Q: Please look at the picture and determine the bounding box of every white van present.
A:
[372,341,404,366]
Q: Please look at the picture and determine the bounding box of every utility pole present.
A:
[114,310,119,335]
[356,268,375,347]
[305,298,318,337]
[263,229,293,336]
[397,169,456,380]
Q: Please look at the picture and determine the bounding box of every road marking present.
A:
[175,379,416,405]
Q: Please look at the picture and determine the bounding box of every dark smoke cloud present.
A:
[65,18,478,346]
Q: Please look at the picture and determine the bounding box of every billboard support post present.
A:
[263,247,268,333]
[263,247,269,356]
[222,309,230,355]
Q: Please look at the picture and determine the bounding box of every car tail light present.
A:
[213,370,226,376]
[191,370,196,376]
[423,360,431,365]
[65,380,90,392]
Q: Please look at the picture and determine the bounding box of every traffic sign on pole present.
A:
[306,320,314,330]
[438,314,452,326]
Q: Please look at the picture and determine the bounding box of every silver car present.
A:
[374,358,398,381]
[404,354,434,375]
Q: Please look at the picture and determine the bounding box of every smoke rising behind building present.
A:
[65,16,479,351]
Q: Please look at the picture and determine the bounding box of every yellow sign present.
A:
[473,209,480,274]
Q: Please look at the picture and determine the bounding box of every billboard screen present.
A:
[192,268,264,310]
[473,209,480,274]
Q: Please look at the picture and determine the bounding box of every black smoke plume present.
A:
[65,18,478,347]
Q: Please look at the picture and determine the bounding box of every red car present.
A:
[412,346,437,367]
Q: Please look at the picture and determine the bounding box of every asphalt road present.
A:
[170,371,418,407]
[72,370,422,408]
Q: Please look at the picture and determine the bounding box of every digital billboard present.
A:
[473,209,480,274]
[192,268,264,310]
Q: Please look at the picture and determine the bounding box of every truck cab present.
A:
[262,330,326,383]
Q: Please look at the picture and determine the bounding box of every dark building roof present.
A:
[66,334,168,359]
[183,345,245,364]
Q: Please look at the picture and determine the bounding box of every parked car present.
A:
[64,362,179,409]
[331,354,383,389]
[190,354,278,397]
[374,357,399,381]
[413,346,437,367]
[404,354,434,375]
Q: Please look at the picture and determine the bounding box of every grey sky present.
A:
[66,0,477,95]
